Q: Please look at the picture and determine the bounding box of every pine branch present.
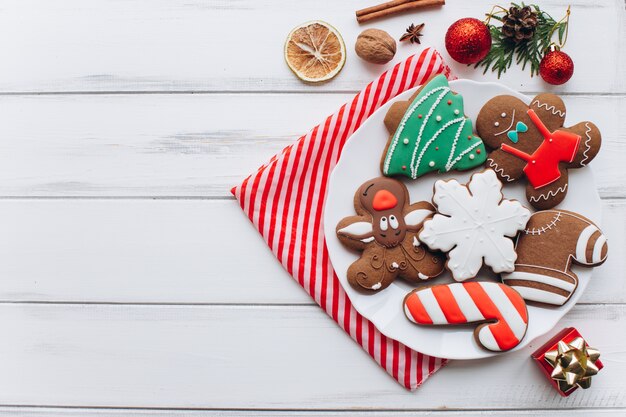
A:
[474,2,567,78]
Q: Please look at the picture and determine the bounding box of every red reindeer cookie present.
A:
[476,93,601,209]
[336,177,445,293]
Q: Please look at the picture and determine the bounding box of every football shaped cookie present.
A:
[336,177,445,293]
[476,93,602,209]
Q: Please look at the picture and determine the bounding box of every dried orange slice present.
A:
[284,21,346,83]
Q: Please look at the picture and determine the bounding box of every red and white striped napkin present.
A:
[232,48,453,390]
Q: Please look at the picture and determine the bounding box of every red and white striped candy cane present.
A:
[403,282,528,352]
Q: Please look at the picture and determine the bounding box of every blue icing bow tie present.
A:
[507,121,528,143]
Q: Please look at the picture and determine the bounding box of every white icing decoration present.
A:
[454,109,460,115]
[428,161,435,167]
[592,235,607,263]
[494,122,500,127]
[418,169,531,281]
[391,262,399,269]
[494,109,516,136]
[448,283,484,321]
[487,158,514,182]
[502,284,568,306]
[371,282,382,290]
[469,154,475,160]
[408,88,450,177]
[418,272,428,280]
[415,289,447,323]
[338,221,373,238]
[379,216,388,231]
[478,327,499,351]
[412,236,420,247]
[403,138,410,145]
[446,138,481,171]
[383,85,449,175]
[361,236,375,243]
[404,208,433,227]
[524,211,562,235]
[514,263,576,279]
[533,100,565,117]
[436,115,442,122]
[529,184,568,202]
[501,271,576,292]
[575,224,599,262]
[389,215,399,229]
[501,112,507,117]
[580,122,592,166]
[481,283,527,346]
[412,117,464,176]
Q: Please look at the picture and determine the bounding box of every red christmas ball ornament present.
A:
[445,18,492,64]
[539,47,574,85]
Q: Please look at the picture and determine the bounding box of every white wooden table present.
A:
[0,1,624,415]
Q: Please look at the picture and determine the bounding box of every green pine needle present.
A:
[474,3,567,78]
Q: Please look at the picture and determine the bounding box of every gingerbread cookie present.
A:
[419,169,531,281]
[476,93,602,210]
[403,282,529,352]
[502,209,608,306]
[381,74,487,179]
[336,177,445,293]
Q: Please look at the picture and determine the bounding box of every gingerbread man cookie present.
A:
[476,93,602,209]
[336,177,445,293]
[381,74,487,179]
[502,209,608,306]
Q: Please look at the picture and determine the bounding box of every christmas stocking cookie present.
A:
[336,177,446,293]
[476,93,602,209]
[381,74,487,179]
[502,209,608,306]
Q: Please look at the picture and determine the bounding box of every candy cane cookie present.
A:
[403,282,529,352]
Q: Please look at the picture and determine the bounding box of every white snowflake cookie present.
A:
[419,169,531,281]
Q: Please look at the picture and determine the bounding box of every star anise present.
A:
[399,23,425,44]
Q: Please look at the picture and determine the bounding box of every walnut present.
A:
[355,29,396,65]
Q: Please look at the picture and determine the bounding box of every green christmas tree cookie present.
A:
[381,74,487,179]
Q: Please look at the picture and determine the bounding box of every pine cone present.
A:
[501,6,538,43]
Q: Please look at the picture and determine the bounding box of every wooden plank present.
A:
[0,198,622,304]
[1,408,624,416]
[0,0,623,94]
[0,303,623,409]
[0,94,623,198]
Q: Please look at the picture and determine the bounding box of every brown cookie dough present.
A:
[336,177,445,293]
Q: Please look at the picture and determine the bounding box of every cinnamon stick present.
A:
[356,0,445,24]
[356,0,418,17]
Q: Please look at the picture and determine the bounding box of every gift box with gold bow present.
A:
[532,327,603,397]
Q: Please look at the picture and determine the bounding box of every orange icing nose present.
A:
[372,189,398,211]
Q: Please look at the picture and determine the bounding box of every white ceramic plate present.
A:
[324,80,602,360]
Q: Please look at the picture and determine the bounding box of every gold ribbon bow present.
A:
[544,337,601,392]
